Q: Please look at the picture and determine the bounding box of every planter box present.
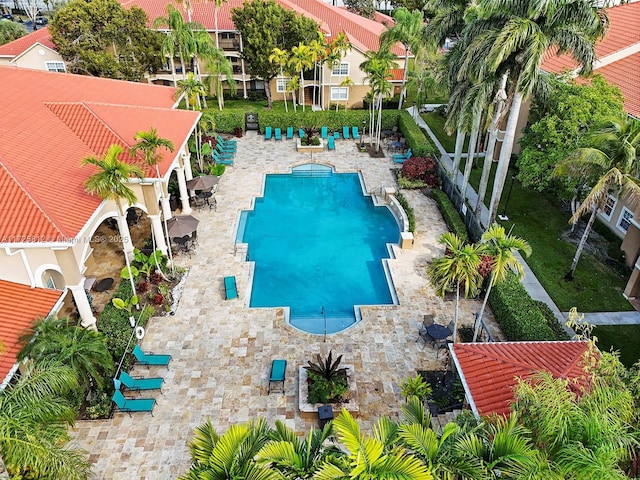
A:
[298,366,359,419]
[296,138,324,153]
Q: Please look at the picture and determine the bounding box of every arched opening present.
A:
[41,268,64,290]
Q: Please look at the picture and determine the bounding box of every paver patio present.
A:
[70,131,499,479]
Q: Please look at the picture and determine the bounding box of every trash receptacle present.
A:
[317,405,333,429]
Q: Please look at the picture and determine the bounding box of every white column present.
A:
[149,214,167,254]
[182,153,193,181]
[176,166,192,214]
[115,215,135,260]
[161,195,172,220]
[69,282,97,330]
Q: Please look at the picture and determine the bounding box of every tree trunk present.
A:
[473,272,495,342]
[488,91,523,225]
[452,130,464,185]
[453,283,459,343]
[567,206,598,280]
[116,202,138,301]
[300,69,305,112]
[475,73,508,218]
[461,110,482,200]
[170,56,177,87]
[398,49,409,110]
[265,78,273,109]
[376,93,383,151]
[214,8,220,49]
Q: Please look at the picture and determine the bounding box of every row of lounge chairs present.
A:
[212,136,236,166]
[111,345,172,415]
[263,126,361,141]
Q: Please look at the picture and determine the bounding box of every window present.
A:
[330,87,348,101]
[601,195,617,220]
[332,62,348,76]
[276,78,290,93]
[617,207,634,233]
[221,33,236,40]
[46,61,65,73]
[45,277,56,289]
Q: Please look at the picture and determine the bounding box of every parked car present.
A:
[35,16,47,25]
[1,13,14,21]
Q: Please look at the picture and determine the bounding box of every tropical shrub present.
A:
[394,190,415,233]
[399,374,432,401]
[430,189,469,242]
[305,351,350,404]
[398,110,435,157]
[211,110,245,134]
[401,156,439,187]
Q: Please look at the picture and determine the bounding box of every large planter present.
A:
[298,366,359,419]
[296,138,324,153]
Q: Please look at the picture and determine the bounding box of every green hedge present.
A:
[256,110,373,134]
[212,110,246,134]
[429,189,469,243]
[398,110,436,157]
[394,190,415,233]
[488,275,558,341]
[535,300,570,340]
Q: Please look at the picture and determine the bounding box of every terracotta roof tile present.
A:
[0,26,55,58]
[595,53,640,118]
[0,280,63,387]
[0,67,199,244]
[451,341,591,417]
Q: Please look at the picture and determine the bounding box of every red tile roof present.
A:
[0,26,55,59]
[0,67,199,244]
[451,341,591,417]
[0,280,63,387]
[540,2,640,118]
[120,0,406,56]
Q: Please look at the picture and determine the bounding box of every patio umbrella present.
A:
[186,175,219,191]
[166,215,200,238]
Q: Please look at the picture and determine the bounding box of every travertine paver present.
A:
[70,131,499,479]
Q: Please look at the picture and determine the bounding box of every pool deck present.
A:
[70,131,501,479]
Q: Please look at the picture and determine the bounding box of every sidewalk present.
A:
[408,106,640,330]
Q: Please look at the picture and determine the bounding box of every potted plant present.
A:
[304,350,350,404]
[234,126,243,138]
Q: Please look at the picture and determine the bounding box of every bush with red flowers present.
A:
[137,281,150,294]
[152,294,164,305]
[401,156,439,187]
[149,272,163,285]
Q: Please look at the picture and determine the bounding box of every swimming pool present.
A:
[236,164,400,334]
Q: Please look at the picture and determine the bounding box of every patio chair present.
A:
[286,126,294,139]
[268,359,286,394]
[351,126,360,139]
[265,126,273,140]
[342,126,350,139]
[212,151,234,166]
[446,320,455,336]
[321,126,328,139]
[132,344,172,367]
[224,276,238,300]
[393,148,412,164]
[214,146,234,158]
[327,135,335,151]
[216,138,236,151]
[274,127,282,140]
[118,371,164,392]
[112,389,156,416]
[217,136,237,146]
[299,129,305,139]
[417,328,435,349]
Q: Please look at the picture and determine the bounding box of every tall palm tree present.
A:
[381,7,425,110]
[176,72,207,110]
[464,0,608,225]
[308,35,325,109]
[202,47,236,111]
[256,420,336,478]
[0,361,91,479]
[313,409,432,479]
[154,5,194,83]
[180,418,278,480]
[212,0,228,49]
[472,224,531,341]
[289,43,313,112]
[339,76,354,111]
[17,316,114,391]
[83,144,143,298]
[269,47,290,112]
[428,232,484,343]
[287,75,301,112]
[553,114,640,279]
[325,32,351,111]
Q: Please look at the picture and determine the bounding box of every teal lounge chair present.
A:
[327,135,335,151]
[393,148,412,164]
[132,344,172,367]
[299,129,305,139]
[212,151,234,166]
[274,127,282,140]
[213,148,234,159]
[112,389,156,415]
[217,136,237,146]
[352,126,360,139]
[268,359,286,394]
[216,138,236,151]
[118,371,164,392]
[286,127,294,139]
[321,126,328,139]
[342,126,350,139]
[265,126,272,140]
[333,131,340,139]
[224,276,238,300]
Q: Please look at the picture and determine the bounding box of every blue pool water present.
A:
[237,165,400,334]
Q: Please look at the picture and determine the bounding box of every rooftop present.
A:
[0,26,55,59]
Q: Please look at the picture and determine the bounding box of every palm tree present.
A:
[203,47,236,111]
[83,144,143,298]
[176,72,207,110]
[289,43,313,112]
[269,47,290,112]
[154,5,194,83]
[180,417,278,479]
[212,0,228,49]
[313,409,432,479]
[428,232,484,343]
[553,114,640,279]
[339,76,354,111]
[472,223,531,341]
[325,32,351,111]
[287,75,301,112]
[256,420,336,478]
[308,35,325,109]
[463,0,608,225]
[17,316,114,391]
[0,361,91,479]
[381,7,425,110]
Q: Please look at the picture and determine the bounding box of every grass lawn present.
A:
[594,324,640,368]
[421,112,469,153]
